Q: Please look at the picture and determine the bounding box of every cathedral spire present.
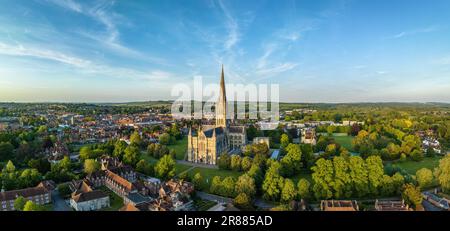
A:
[216,64,227,128]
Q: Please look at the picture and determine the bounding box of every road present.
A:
[52,190,72,211]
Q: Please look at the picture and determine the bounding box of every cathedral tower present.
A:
[216,65,227,128]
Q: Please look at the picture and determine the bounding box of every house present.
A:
[253,137,270,149]
[320,200,359,211]
[0,182,52,211]
[69,180,110,211]
[301,128,317,145]
[374,200,410,211]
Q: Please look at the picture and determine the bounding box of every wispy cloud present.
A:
[46,0,82,13]
[0,41,175,82]
[0,42,90,67]
[256,62,298,76]
[257,44,276,69]
[385,25,440,39]
[217,0,239,50]
[45,0,167,65]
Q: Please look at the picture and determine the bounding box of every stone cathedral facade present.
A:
[187,66,246,165]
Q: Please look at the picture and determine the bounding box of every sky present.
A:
[0,0,450,103]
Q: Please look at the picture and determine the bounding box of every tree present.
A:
[366,156,384,195]
[0,142,14,161]
[57,184,72,198]
[235,174,256,198]
[348,156,369,197]
[28,158,51,174]
[159,133,171,145]
[154,154,176,180]
[23,200,44,211]
[379,175,395,196]
[297,179,311,200]
[392,172,405,194]
[193,173,203,190]
[4,160,15,173]
[281,179,296,202]
[281,143,302,177]
[113,140,128,159]
[130,131,143,147]
[217,153,231,170]
[300,144,314,168]
[416,168,433,189]
[221,177,236,197]
[84,159,100,174]
[79,146,93,161]
[18,169,42,188]
[234,193,252,210]
[123,145,140,166]
[311,158,334,199]
[241,156,252,171]
[58,156,72,172]
[262,161,285,201]
[210,176,222,195]
[426,147,436,158]
[230,155,242,171]
[434,155,450,193]
[247,164,264,186]
[410,150,424,162]
[135,159,153,176]
[280,134,290,150]
[332,156,352,198]
[402,183,423,209]
[14,196,27,211]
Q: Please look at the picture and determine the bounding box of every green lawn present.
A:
[140,152,158,164]
[180,165,243,191]
[175,163,193,175]
[99,186,124,211]
[168,136,188,160]
[392,156,442,175]
[320,133,355,152]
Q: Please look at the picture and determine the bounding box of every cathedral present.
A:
[187,66,247,165]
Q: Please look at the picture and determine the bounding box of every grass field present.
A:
[320,133,355,152]
[175,163,193,175]
[99,186,124,211]
[392,156,442,175]
[180,165,243,191]
[168,136,188,160]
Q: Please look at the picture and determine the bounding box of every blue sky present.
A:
[0,0,450,103]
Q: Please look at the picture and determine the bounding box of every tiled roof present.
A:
[72,190,108,203]
[0,183,49,202]
[106,170,135,192]
[119,203,140,211]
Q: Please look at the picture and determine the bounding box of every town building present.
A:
[0,181,52,211]
[320,200,359,211]
[187,66,246,165]
[300,128,317,145]
[374,200,410,211]
[253,137,270,148]
[69,180,110,211]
